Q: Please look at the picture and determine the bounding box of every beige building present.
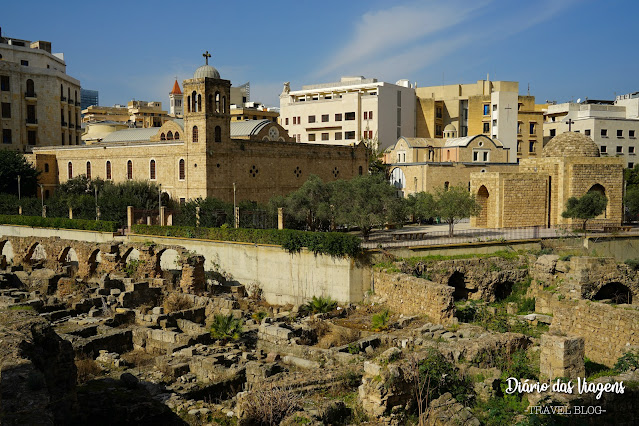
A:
[0,31,82,151]
[279,76,416,150]
[415,80,544,162]
[82,100,170,128]
[383,135,517,196]
[470,132,623,228]
[230,102,279,123]
[31,57,367,204]
[544,95,639,168]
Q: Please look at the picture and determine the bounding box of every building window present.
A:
[27,131,36,145]
[106,161,112,180]
[21,60,28,66]
[68,162,73,179]
[629,163,635,169]
[175,131,180,139]
[322,114,329,122]
[517,141,521,153]
[529,141,535,153]
[436,107,442,118]
[549,129,556,137]
[345,131,355,140]
[483,151,488,162]
[335,132,342,140]
[345,112,355,121]
[1,102,10,118]
[369,111,373,120]
[192,126,198,142]
[44,163,49,173]
[26,79,35,97]
[160,132,166,140]
[617,146,623,154]
[483,104,490,115]
[601,129,608,137]
[397,91,401,106]
[127,160,133,179]
[321,132,329,141]
[285,118,289,125]
[292,117,296,125]
[617,129,624,138]
[493,119,497,127]
[630,130,636,138]
[529,122,536,135]
[483,122,489,133]
[473,151,478,161]
[167,131,173,140]
[308,115,316,123]
[335,113,342,121]
[364,111,368,120]
[629,146,635,154]
[86,162,92,179]
[0,76,9,91]
[308,133,316,141]
[179,159,185,180]
[585,129,591,136]
[215,126,221,142]
[492,104,497,111]
[601,146,607,154]
[149,160,156,180]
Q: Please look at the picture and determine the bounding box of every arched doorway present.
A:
[58,247,79,268]
[448,271,471,300]
[27,242,47,264]
[0,240,14,264]
[156,248,182,284]
[476,185,489,227]
[587,184,607,219]
[389,167,405,197]
[594,282,632,304]
[88,249,102,276]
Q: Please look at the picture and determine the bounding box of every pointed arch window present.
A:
[106,161,112,180]
[160,132,166,140]
[167,131,173,140]
[67,162,73,179]
[127,160,133,180]
[86,161,91,179]
[150,159,156,180]
[215,91,220,113]
[215,126,221,143]
[222,96,226,114]
[179,159,185,180]
[174,131,180,140]
[192,126,198,143]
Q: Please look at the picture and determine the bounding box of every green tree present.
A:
[407,192,436,223]
[624,164,639,188]
[283,174,332,231]
[561,191,607,233]
[625,186,639,220]
[333,173,404,240]
[0,150,40,196]
[434,185,480,237]
[365,141,386,176]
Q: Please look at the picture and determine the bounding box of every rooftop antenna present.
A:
[527,83,530,96]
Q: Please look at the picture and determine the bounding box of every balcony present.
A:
[61,121,67,127]
[75,124,82,130]
[26,118,38,126]
[24,92,37,100]
[61,96,67,102]
[75,101,81,107]
[68,97,74,104]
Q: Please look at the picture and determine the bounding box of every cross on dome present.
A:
[203,51,211,65]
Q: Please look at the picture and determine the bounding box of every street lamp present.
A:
[95,186,99,221]
[233,182,236,228]
[158,183,162,225]
[39,184,44,216]
[17,175,21,201]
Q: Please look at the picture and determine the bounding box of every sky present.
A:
[3,0,638,108]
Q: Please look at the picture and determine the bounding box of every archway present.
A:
[88,249,102,276]
[448,271,471,300]
[0,240,14,264]
[26,242,47,263]
[494,281,514,301]
[587,184,607,219]
[156,248,182,284]
[594,282,632,304]
[389,168,405,196]
[58,247,79,268]
[122,247,140,264]
[476,185,489,227]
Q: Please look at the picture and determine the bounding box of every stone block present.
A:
[540,333,585,381]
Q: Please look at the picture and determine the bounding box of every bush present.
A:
[0,214,118,232]
[614,350,639,372]
[416,348,473,404]
[305,295,337,314]
[371,309,390,331]
[76,357,102,384]
[162,293,193,313]
[625,259,639,271]
[132,224,361,258]
[210,313,243,342]
[517,297,536,314]
[239,384,301,425]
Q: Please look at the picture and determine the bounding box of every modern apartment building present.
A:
[544,95,639,168]
[279,76,416,151]
[415,80,544,162]
[82,100,170,128]
[80,88,99,111]
[0,29,82,151]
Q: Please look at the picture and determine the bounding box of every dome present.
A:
[542,132,600,158]
[193,64,220,80]
[444,124,457,132]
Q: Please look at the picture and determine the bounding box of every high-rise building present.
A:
[279,76,416,151]
[80,89,99,111]
[415,80,544,162]
[0,29,82,151]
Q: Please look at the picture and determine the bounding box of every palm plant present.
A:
[210,313,243,342]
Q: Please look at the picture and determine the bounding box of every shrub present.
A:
[614,350,639,372]
[162,293,193,313]
[411,348,473,405]
[371,309,390,331]
[251,311,268,323]
[625,259,639,271]
[0,214,118,232]
[305,295,337,314]
[239,384,301,425]
[517,297,536,314]
[132,224,361,258]
[76,357,102,384]
[210,313,243,342]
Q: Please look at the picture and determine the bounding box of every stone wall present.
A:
[372,270,454,324]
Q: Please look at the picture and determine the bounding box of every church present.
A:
[30,54,368,204]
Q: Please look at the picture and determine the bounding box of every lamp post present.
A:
[233,182,236,228]
[39,184,44,217]
[17,175,21,201]
[95,186,99,221]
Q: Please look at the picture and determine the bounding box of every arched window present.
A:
[86,161,91,179]
[127,160,133,180]
[106,161,112,180]
[187,95,191,113]
[215,91,220,113]
[358,165,363,175]
[44,163,49,173]
[26,79,35,97]
[197,94,202,112]
[179,159,185,180]
[192,126,198,143]
[167,131,173,140]
[174,131,180,140]
[60,84,63,98]
[160,132,166,140]
[191,91,197,112]
[149,160,156,180]
[74,90,78,103]
[222,96,226,114]
[67,162,73,179]
[215,126,221,143]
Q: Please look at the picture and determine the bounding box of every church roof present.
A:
[194,64,220,80]
[170,80,182,95]
[231,119,271,137]
[100,127,161,143]
[542,132,600,158]
[444,135,502,147]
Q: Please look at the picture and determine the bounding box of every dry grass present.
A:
[239,383,302,425]
[75,356,102,384]
[162,292,193,313]
[317,325,360,349]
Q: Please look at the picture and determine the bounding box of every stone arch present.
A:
[88,249,102,276]
[0,240,14,264]
[448,271,471,300]
[157,248,181,272]
[121,247,140,265]
[476,185,489,227]
[587,183,607,219]
[167,130,173,140]
[389,167,405,189]
[494,281,514,301]
[26,242,47,263]
[594,282,632,304]
[58,247,79,268]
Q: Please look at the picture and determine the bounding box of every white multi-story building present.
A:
[279,76,416,151]
[0,29,82,151]
[544,94,639,168]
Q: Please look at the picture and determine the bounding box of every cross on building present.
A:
[505,104,512,121]
[203,51,211,65]
[566,118,575,131]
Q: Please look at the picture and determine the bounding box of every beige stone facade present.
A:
[82,100,170,128]
[0,33,81,151]
[470,132,624,228]
[31,60,367,204]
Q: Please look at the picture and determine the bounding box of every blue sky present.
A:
[3,0,638,108]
